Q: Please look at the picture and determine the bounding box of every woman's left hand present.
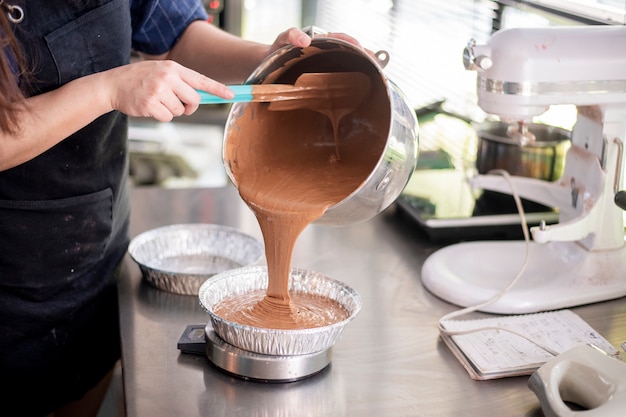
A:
[267,27,373,61]
[267,27,366,56]
[267,27,312,55]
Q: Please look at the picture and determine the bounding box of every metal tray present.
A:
[128,224,263,295]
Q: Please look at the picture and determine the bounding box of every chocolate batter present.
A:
[221,68,388,330]
[214,290,350,330]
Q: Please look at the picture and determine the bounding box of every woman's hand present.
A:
[267,27,312,55]
[268,27,375,61]
[103,59,233,122]
[266,27,364,56]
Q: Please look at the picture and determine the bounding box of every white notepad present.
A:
[440,309,619,380]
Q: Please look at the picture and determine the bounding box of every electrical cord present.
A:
[437,169,560,357]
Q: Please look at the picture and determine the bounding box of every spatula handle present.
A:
[197,85,254,104]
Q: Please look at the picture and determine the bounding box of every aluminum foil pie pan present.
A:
[198,265,362,356]
[128,224,263,295]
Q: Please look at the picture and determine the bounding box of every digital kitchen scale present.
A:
[177,324,332,382]
[396,150,559,241]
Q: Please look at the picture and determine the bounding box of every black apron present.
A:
[0,0,131,414]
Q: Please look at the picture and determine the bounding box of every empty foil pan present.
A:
[128,224,264,295]
[198,266,362,356]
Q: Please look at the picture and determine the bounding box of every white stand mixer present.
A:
[421,26,626,314]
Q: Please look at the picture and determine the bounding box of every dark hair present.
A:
[0,11,26,134]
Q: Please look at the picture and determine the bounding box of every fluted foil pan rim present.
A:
[198,266,362,356]
[128,223,263,295]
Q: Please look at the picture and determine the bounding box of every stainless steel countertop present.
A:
[119,185,626,417]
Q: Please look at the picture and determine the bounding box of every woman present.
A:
[0,1,321,415]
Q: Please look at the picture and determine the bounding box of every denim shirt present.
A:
[131,0,208,55]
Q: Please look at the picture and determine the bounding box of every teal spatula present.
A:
[196,72,371,108]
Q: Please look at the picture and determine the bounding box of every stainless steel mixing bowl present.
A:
[223,37,419,226]
[198,265,362,356]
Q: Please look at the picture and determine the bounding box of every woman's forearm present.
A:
[0,59,233,171]
[148,21,270,84]
[0,24,311,171]
[0,73,114,171]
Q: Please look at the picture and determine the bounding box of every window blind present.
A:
[313,0,498,115]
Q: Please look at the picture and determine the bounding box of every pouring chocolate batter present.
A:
[220,69,389,330]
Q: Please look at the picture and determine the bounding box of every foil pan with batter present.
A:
[198,265,362,356]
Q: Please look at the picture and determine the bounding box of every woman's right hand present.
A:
[102,59,234,122]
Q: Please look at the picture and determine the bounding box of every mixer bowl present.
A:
[198,266,362,356]
[474,122,571,181]
[222,37,419,226]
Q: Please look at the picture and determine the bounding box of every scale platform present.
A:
[178,324,332,382]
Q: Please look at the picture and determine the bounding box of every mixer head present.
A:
[463,26,626,123]
[462,37,548,122]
